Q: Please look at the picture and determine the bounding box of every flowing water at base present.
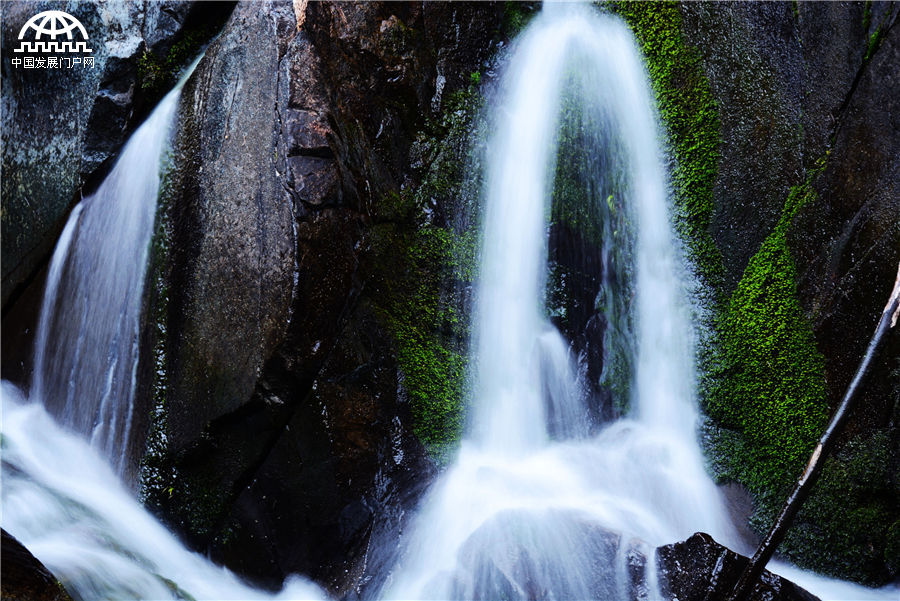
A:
[378,7,899,601]
[2,382,323,601]
[1,74,323,601]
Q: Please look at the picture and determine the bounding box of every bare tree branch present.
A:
[728,260,900,601]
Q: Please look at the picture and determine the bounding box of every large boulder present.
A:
[143,0,503,592]
[445,510,636,601]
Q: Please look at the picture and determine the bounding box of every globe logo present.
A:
[14,10,92,54]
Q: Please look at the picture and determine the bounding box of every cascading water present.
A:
[380,8,735,598]
[378,6,896,601]
[1,73,323,601]
[29,83,179,479]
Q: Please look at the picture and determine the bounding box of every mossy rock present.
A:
[615,0,899,585]
[370,86,485,458]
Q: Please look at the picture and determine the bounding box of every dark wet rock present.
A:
[784,12,900,583]
[791,11,900,413]
[142,1,192,50]
[1,529,73,601]
[143,0,501,592]
[142,4,304,574]
[657,533,820,601]
[2,0,118,309]
[678,1,806,293]
[164,2,295,454]
[678,1,887,291]
[304,1,504,205]
[0,1,227,310]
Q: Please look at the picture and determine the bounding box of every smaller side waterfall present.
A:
[30,86,180,476]
[2,64,325,601]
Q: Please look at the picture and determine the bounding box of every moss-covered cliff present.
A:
[615,0,900,585]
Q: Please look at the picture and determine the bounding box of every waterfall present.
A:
[1,71,323,601]
[379,8,734,598]
[378,6,898,600]
[29,85,179,478]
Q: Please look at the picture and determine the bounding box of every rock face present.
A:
[0,1,229,310]
[670,2,900,583]
[1,529,73,601]
[143,0,504,592]
[657,533,819,601]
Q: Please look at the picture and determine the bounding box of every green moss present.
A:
[862,1,894,63]
[612,0,729,421]
[611,0,829,514]
[371,87,484,458]
[501,1,538,39]
[864,26,883,62]
[862,0,873,31]
[772,355,900,584]
[783,429,899,582]
[704,173,829,525]
[698,157,898,583]
[370,202,475,459]
[612,1,725,299]
[138,25,218,101]
[137,51,166,94]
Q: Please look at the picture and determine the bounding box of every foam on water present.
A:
[378,6,898,601]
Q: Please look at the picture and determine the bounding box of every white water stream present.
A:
[1,5,895,601]
[378,6,898,601]
[380,9,732,599]
[30,86,179,478]
[1,77,323,601]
